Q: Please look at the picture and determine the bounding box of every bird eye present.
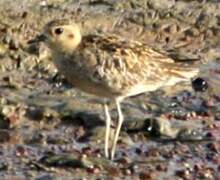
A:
[54,27,63,35]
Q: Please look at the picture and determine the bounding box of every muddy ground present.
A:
[0,0,220,179]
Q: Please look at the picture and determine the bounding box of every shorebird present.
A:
[31,19,199,160]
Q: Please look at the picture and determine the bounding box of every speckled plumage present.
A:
[38,19,199,159]
[53,33,198,97]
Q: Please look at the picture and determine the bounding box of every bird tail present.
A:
[168,66,199,80]
[162,61,199,86]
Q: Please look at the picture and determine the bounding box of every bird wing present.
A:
[78,34,198,92]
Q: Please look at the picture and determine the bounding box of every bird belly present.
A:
[123,83,163,97]
[66,74,121,98]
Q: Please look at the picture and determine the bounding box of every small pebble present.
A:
[0,161,8,171]
[15,145,28,157]
[205,132,215,139]
[0,130,10,143]
[25,106,44,121]
[135,147,142,155]
[129,164,139,174]
[192,78,208,92]
[116,157,131,164]
[175,169,190,179]
[206,142,218,153]
[139,171,154,180]
[2,76,10,82]
[156,164,167,172]
[81,146,93,156]
[124,169,132,176]
[217,165,220,172]
[86,166,100,174]
[194,164,203,172]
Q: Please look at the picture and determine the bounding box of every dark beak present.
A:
[28,34,47,44]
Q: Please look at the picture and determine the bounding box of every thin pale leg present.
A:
[104,103,111,158]
[111,98,124,160]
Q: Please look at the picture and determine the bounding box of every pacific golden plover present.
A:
[32,19,199,160]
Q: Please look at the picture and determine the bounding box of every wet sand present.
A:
[0,0,220,179]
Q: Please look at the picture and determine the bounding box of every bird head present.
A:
[31,19,82,53]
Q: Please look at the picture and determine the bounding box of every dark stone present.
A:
[192,78,208,92]
[0,130,10,143]
[25,106,44,121]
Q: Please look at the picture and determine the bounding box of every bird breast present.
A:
[51,50,127,98]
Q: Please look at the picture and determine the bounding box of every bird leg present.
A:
[111,98,124,160]
[104,103,111,158]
